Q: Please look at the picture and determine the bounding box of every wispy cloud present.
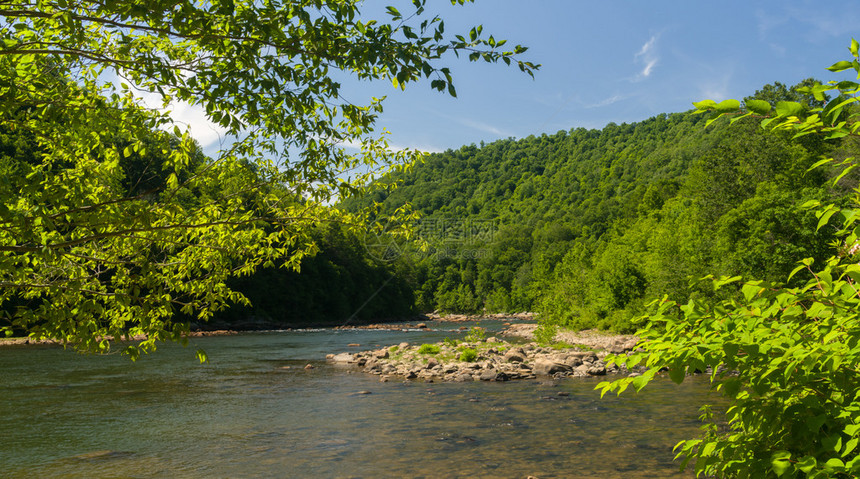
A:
[458,118,508,137]
[634,35,660,80]
[586,94,625,109]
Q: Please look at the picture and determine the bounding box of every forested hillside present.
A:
[343,80,859,331]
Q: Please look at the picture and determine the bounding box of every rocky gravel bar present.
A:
[326,334,641,383]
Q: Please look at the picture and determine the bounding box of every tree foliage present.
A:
[598,40,860,478]
[0,0,536,357]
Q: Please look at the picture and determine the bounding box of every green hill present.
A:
[342,80,856,331]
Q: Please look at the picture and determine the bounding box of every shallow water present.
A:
[1,325,713,478]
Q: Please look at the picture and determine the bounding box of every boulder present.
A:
[503,348,526,363]
[373,349,390,359]
[533,358,571,376]
[329,352,354,363]
[561,355,583,368]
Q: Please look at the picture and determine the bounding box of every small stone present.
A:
[416,323,428,329]
[304,364,314,370]
[347,343,361,347]
[557,391,570,397]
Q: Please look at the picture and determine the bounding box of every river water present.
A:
[1,322,714,478]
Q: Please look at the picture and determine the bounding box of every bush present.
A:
[417,344,440,355]
[533,320,557,345]
[459,348,478,362]
[464,325,486,343]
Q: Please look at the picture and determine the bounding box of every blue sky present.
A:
[330,0,860,153]
[179,1,860,155]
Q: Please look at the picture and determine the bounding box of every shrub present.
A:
[464,325,486,343]
[459,348,478,362]
[417,344,440,355]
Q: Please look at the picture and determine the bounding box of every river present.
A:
[1,322,714,478]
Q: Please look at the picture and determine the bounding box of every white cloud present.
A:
[458,118,508,137]
[134,90,229,149]
[108,75,230,150]
[586,94,625,109]
[634,35,660,80]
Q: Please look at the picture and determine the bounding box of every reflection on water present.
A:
[0,326,712,478]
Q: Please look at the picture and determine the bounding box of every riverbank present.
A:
[327,326,641,382]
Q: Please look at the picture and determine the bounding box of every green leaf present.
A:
[771,450,793,476]
[808,158,834,172]
[742,283,763,301]
[692,99,717,111]
[745,99,771,115]
[668,366,686,384]
[825,457,845,472]
[796,456,817,473]
[817,207,838,230]
[714,99,740,113]
[775,101,804,117]
[827,60,855,72]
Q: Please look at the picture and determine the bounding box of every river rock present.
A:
[373,349,390,359]
[330,352,354,363]
[503,348,526,363]
[533,358,571,376]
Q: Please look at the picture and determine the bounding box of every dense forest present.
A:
[341,79,860,331]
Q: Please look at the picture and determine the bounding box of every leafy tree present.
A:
[0,0,536,357]
[599,40,860,478]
